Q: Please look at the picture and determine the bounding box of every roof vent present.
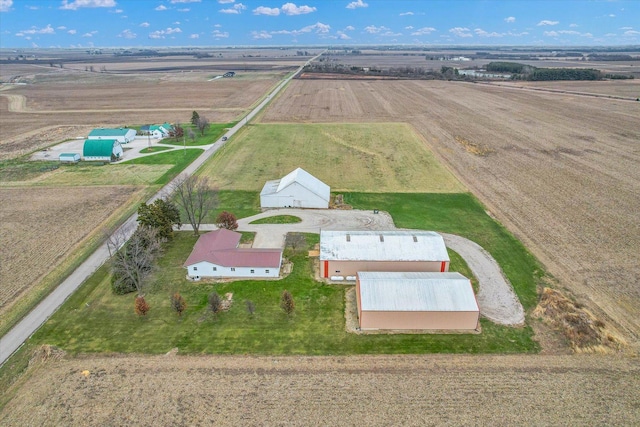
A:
[346,234,350,242]
[379,235,384,242]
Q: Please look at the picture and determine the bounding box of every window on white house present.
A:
[250,269,255,274]
[193,267,198,271]
[231,268,235,272]
[212,267,217,271]
[265,270,270,274]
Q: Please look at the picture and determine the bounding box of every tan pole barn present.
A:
[356,272,480,331]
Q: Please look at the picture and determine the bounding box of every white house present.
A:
[260,168,330,209]
[88,128,137,144]
[184,229,282,280]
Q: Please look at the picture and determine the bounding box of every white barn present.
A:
[260,168,330,209]
[88,128,137,144]
[184,229,282,280]
[356,272,480,330]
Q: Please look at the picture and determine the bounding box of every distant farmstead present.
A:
[83,139,123,162]
[260,168,330,209]
[184,229,283,280]
[88,128,137,144]
[356,271,480,330]
[320,230,450,280]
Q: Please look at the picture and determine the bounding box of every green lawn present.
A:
[139,146,173,154]
[121,149,202,185]
[250,215,302,225]
[30,231,537,356]
[162,123,236,146]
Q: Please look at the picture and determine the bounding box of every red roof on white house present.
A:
[184,229,282,268]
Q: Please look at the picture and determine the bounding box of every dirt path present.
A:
[2,353,638,426]
[191,208,524,326]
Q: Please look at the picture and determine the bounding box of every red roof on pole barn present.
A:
[184,229,282,268]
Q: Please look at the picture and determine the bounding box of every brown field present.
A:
[262,79,640,344]
[2,353,639,425]
[493,79,640,99]
[0,67,290,158]
[0,185,143,318]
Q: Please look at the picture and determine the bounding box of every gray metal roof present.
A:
[357,272,479,312]
[320,230,449,262]
[260,168,330,200]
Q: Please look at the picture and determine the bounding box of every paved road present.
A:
[0,54,323,367]
[186,208,525,326]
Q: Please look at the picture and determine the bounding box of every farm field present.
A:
[0,185,144,322]
[487,80,640,99]
[2,353,639,426]
[197,123,465,193]
[0,67,288,157]
[262,79,640,344]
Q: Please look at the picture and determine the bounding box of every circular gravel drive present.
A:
[197,208,525,326]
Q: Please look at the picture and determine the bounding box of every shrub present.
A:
[134,296,150,316]
[171,292,187,316]
[280,290,295,316]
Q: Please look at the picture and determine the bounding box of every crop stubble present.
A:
[1,353,638,425]
[0,186,143,316]
[262,79,640,341]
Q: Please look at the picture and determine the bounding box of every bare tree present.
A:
[173,175,218,236]
[108,226,161,295]
[134,296,150,316]
[171,292,187,316]
[188,128,196,142]
[209,292,223,315]
[196,116,210,136]
[245,300,256,317]
[280,290,295,316]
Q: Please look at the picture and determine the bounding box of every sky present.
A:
[0,0,638,48]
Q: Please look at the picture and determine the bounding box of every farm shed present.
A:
[184,229,282,280]
[320,230,450,279]
[356,272,479,330]
[59,153,80,163]
[82,139,123,162]
[260,168,330,209]
[88,128,137,144]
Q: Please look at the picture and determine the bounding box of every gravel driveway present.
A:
[194,208,525,326]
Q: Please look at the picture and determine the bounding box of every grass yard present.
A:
[197,123,465,193]
[139,146,172,154]
[250,215,302,224]
[163,122,236,146]
[30,231,537,356]
[122,148,202,185]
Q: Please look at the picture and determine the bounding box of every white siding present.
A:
[186,261,280,278]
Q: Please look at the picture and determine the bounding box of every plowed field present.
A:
[2,354,638,425]
[0,186,143,317]
[262,79,640,343]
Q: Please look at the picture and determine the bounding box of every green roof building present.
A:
[88,128,137,143]
[83,139,123,162]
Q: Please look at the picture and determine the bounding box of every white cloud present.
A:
[405,26,413,30]
[28,5,39,10]
[60,0,116,10]
[620,27,633,30]
[254,6,280,16]
[399,11,413,16]
[212,29,229,38]
[190,33,199,38]
[68,29,77,34]
[16,24,56,36]
[82,30,98,37]
[140,22,150,27]
[214,23,222,27]
[271,22,331,37]
[170,0,201,3]
[281,3,316,15]
[609,14,615,18]
[251,30,272,39]
[218,0,234,3]
[449,27,472,38]
[114,8,122,13]
[346,0,367,9]
[344,25,355,31]
[220,2,245,13]
[0,0,13,12]
[475,28,504,38]
[543,31,558,37]
[537,20,559,26]
[411,27,436,36]
[605,33,616,37]
[504,16,515,23]
[569,23,578,28]
[557,30,580,35]
[336,31,350,40]
[155,5,168,11]
[178,8,190,12]
[57,26,67,30]
[149,27,182,38]
[118,29,136,39]
[364,25,388,34]
[624,30,640,36]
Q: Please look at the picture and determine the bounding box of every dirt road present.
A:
[2,353,638,426]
